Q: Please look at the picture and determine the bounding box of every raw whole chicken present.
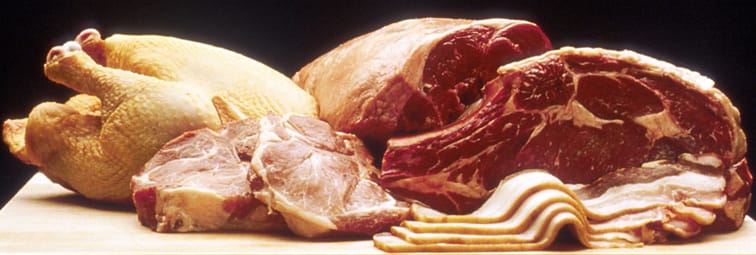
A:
[2,29,318,203]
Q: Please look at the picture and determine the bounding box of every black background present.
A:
[2,0,754,219]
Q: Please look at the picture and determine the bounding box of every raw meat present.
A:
[375,155,729,252]
[131,119,286,232]
[380,47,751,231]
[249,114,409,238]
[133,113,407,236]
[293,18,552,150]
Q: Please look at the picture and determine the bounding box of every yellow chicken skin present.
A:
[2,29,318,203]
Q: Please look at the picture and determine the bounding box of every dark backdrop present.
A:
[2,1,754,219]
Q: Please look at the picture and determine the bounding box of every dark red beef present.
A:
[380,47,749,225]
[422,23,551,124]
[293,18,552,150]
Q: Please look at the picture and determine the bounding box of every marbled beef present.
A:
[380,47,751,231]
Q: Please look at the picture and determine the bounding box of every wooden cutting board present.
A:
[1,173,755,254]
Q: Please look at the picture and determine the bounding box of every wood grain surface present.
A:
[1,173,754,254]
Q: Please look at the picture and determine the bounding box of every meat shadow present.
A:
[33,193,135,213]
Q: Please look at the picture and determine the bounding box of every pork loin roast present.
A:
[293,18,552,150]
[379,47,751,230]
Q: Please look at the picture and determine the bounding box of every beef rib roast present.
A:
[379,47,751,230]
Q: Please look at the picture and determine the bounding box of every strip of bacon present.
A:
[374,154,727,252]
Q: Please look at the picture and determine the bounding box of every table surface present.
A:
[1,173,755,254]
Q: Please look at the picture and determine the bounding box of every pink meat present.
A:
[249,114,409,238]
[131,119,286,232]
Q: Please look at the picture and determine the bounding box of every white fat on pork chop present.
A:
[249,114,409,238]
